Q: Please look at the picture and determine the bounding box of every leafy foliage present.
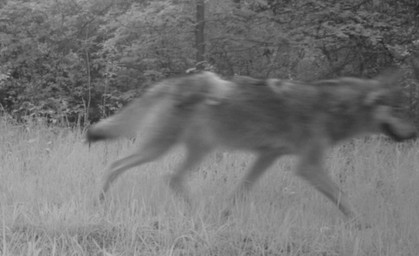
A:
[1,0,419,125]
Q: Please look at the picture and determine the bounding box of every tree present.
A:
[1,0,419,124]
[195,0,205,63]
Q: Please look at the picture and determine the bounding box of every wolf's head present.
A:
[365,71,416,142]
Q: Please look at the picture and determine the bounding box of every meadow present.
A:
[0,119,418,255]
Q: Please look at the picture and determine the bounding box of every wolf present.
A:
[86,70,416,225]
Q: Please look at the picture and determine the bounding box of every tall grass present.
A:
[0,119,418,255]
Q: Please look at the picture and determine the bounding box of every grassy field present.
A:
[0,119,419,255]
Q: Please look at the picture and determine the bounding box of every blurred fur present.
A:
[87,71,416,225]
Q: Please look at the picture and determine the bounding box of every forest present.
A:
[1,0,419,125]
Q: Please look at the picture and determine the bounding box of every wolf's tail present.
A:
[86,83,169,143]
[86,72,231,143]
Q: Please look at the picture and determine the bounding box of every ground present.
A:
[0,121,418,255]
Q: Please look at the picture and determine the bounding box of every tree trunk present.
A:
[195,0,205,63]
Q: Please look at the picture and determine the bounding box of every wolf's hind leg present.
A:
[167,141,212,205]
[100,136,176,201]
[222,151,281,218]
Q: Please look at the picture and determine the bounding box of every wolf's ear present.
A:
[373,69,403,87]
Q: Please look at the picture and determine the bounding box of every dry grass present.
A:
[1,119,419,255]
